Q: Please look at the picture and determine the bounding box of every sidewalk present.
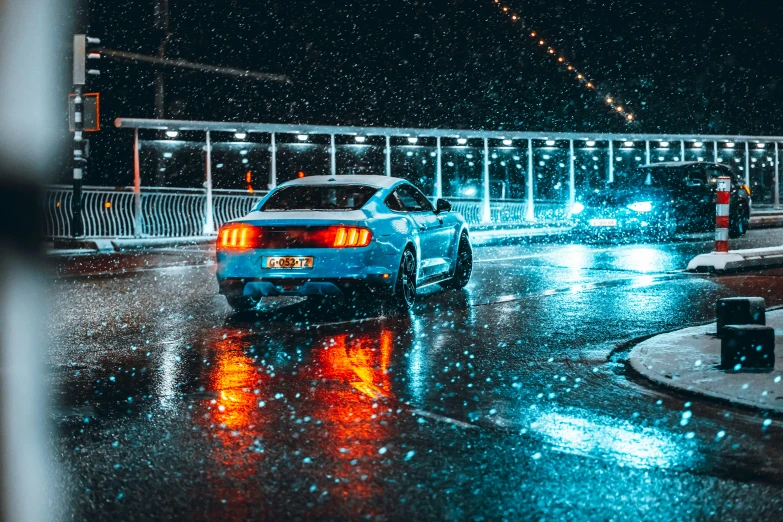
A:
[628,309,783,413]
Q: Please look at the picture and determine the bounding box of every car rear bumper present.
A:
[216,244,399,298]
[573,217,659,234]
[218,275,394,298]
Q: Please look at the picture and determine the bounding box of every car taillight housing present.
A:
[219,223,258,249]
[217,225,372,249]
[332,226,372,247]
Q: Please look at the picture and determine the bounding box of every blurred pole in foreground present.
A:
[0,0,68,520]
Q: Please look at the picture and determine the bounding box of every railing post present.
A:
[203,130,215,235]
[775,142,780,209]
[680,140,685,162]
[645,140,651,165]
[481,137,491,223]
[330,134,336,176]
[435,136,443,199]
[744,141,751,187]
[608,139,614,182]
[525,138,535,221]
[133,128,142,237]
[385,136,391,177]
[269,132,277,189]
[568,138,575,210]
[714,141,719,162]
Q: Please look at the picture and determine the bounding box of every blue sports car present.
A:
[215,175,473,311]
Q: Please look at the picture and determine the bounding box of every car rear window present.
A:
[260,184,379,211]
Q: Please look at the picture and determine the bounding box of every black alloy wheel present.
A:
[392,248,417,310]
[729,206,749,238]
[444,233,473,289]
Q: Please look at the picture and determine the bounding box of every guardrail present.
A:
[448,198,568,224]
[44,186,266,239]
[43,186,570,239]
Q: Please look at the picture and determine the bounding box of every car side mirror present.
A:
[435,198,452,213]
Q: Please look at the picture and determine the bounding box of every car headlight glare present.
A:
[627,201,653,212]
[571,202,585,215]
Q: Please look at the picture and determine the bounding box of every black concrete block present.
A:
[720,324,776,370]
[716,297,765,336]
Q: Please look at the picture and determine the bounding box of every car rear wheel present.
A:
[391,248,417,310]
[444,233,472,289]
[657,212,678,240]
[225,294,260,312]
[729,207,749,238]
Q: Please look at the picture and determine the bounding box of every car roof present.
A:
[638,161,721,169]
[280,175,403,189]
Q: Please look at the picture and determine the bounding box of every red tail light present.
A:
[332,226,372,247]
[218,223,258,249]
[217,225,372,249]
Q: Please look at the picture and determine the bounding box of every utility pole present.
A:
[154,0,169,118]
[71,34,101,237]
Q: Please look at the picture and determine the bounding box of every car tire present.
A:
[657,212,678,240]
[729,207,749,238]
[225,294,259,312]
[390,247,417,310]
[444,233,473,289]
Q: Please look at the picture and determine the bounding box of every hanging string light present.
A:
[491,0,636,123]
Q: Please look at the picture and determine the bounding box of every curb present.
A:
[470,226,572,245]
[47,236,216,255]
[112,236,216,250]
[627,315,783,414]
[687,247,783,272]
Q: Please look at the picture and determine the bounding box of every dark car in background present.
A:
[571,162,751,239]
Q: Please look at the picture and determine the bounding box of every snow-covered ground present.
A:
[629,309,783,413]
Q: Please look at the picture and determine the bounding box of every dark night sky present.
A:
[73,0,783,183]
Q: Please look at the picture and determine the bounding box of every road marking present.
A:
[410,408,478,429]
[475,252,556,263]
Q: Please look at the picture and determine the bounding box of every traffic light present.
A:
[73,34,101,85]
[70,34,101,238]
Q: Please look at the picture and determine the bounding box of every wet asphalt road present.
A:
[48,230,783,521]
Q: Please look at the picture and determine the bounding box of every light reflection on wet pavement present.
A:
[49,230,783,520]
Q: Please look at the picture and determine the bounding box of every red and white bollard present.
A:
[714,176,731,253]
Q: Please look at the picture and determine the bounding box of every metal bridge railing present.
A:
[43,186,571,239]
[43,186,266,239]
[449,198,568,225]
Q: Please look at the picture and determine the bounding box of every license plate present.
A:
[263,256,314,269]
[589,219,617,227]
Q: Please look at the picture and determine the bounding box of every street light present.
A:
[165,130,178,138]
[234,132,247,140]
